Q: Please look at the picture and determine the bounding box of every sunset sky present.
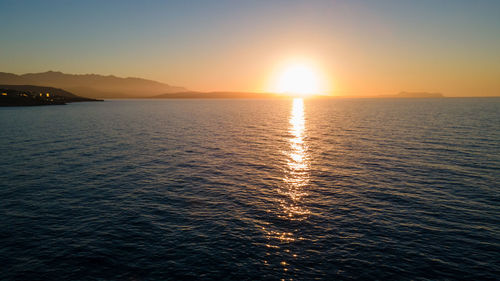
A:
[1,0,499,96]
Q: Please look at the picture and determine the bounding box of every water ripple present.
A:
[0,98,499,280]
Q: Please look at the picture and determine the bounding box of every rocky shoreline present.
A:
[0,85,102,106]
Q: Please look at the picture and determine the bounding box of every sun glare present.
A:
[273,63,323,97]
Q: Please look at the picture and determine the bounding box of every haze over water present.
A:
[1,98,499,280]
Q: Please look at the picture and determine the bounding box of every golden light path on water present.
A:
[262,98,311,277]
[281,98,310,220]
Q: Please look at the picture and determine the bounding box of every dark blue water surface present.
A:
[1,98,499,280]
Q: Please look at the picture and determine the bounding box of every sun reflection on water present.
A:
[280,98,310,220]
[262,98,311,277]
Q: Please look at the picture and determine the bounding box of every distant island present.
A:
[378,91,445,98]
[152,91,284,99]
[0,85,102,106]
[397,91,444,98]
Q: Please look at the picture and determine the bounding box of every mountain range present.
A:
[0,71,187,99]
[0,71,450,99]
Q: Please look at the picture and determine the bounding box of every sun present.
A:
[273,63,322,97]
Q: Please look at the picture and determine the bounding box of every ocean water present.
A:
[0,98,499,280]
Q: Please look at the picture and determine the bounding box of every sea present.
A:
[0,98,499,280]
